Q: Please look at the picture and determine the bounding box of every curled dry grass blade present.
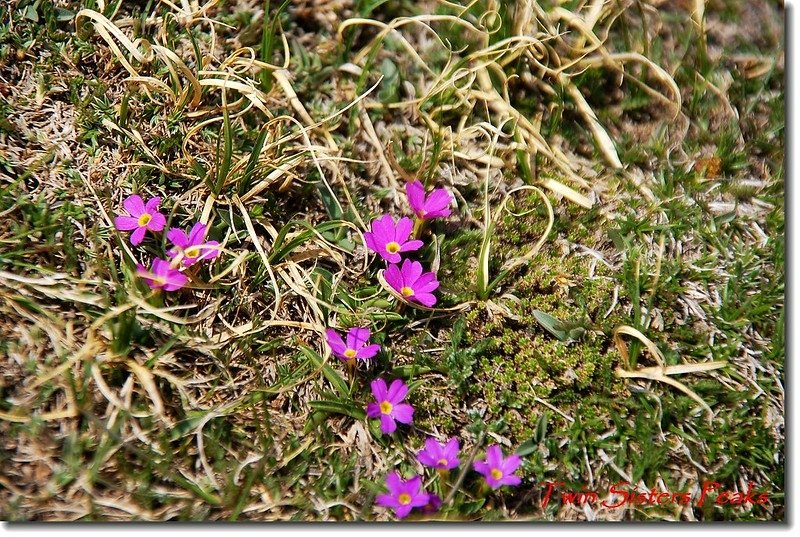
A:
[612,325,727,420]
[339,1,681,206]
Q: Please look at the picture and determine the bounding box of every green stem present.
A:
[412,217,424,240]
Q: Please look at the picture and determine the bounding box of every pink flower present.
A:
[406,180,452,220]
[363,215,424,263]
[167,222,220,266]
[417,437,460,470]
[114,195,166,245]
[420,494,442,515]
[325,327,381,362]
[136,258,188,291]
[384,259,439,307]
[473,445,522,489]
[366,378,414,434]
[375,472,430,519]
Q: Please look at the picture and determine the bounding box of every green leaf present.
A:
[238,127,269,195]
[516,412,549,456]
[532,310,570,341]
[535,411,549,443]
[300,345,350,399]
[308,400,365,420]
[356,0,391,17]
[515,438,537,457]
[390,364,434,378]
[377,58,400,104]
[24,5,39,22]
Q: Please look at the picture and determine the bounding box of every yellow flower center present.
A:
[379,401,393,415]
[184,246,200,258]
[490,468,503,480]
[386,241,401,254]
[344,349,357,359]
[152,276,166,287]
[137,213,152,226]
[437,458,449,467]
[398,493,411,505]
[400,286,414,297]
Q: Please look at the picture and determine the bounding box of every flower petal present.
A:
[405,180,426,214]
[379,414,397,434]
[413,272,439,293]
[356,344,381,360]
[391,403,414,424]
[403,475,422,495]
[383,263,403,291]
[115,216,140,231]
[413,292,437,307]
[130,226,147,245]
[473,460,491,476]
[375,494,400,508]
[382,250,402,264]
[502,454,522,474]
[398,239,424,253]
[409,493,430,508]
[144,196,161,213]
[384,471,403,493]
[123,195,145,216]
[424,188,452,212]
[166,227,190,248]
[197,242,220,261]
[401,259,422,284]
[363,231,379,253]
[370,378,389,401]
[373,214,395,242]
[147,212,166,231]
[485,445,503,468]
[500,475,522,487]
[394,216,413,243]
[417,450,438,467]
[346,327,370,349]
[394,504,413,519]
[444,437,460,458]
[325,328,347,355]
[366,402,382,418]
[188,222,207,244]
[387,379,408,402]
[162,271,188,291]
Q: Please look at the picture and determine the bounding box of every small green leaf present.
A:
[308,400,365,420]
[535,411,549,443]
[300,346,350,398]
[515,438,537,457]
[532,310,570,341]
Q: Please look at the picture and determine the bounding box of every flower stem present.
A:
[412,217,424,240]
[347,359,356,394]
[445,430,485,505]
[437,469,450,498]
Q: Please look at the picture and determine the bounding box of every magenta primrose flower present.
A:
[473,444,522,489]
[406,180,452,220]
[420,494,442,515]
[114,195,166,246]
[366,378,414,434]
[376,472,430,519]
[325,327,380,362]
[363,214,424,263]
[417,437,460,470]
[384,259,439,307]
[136,258,188,291]
[167,222,220,266]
